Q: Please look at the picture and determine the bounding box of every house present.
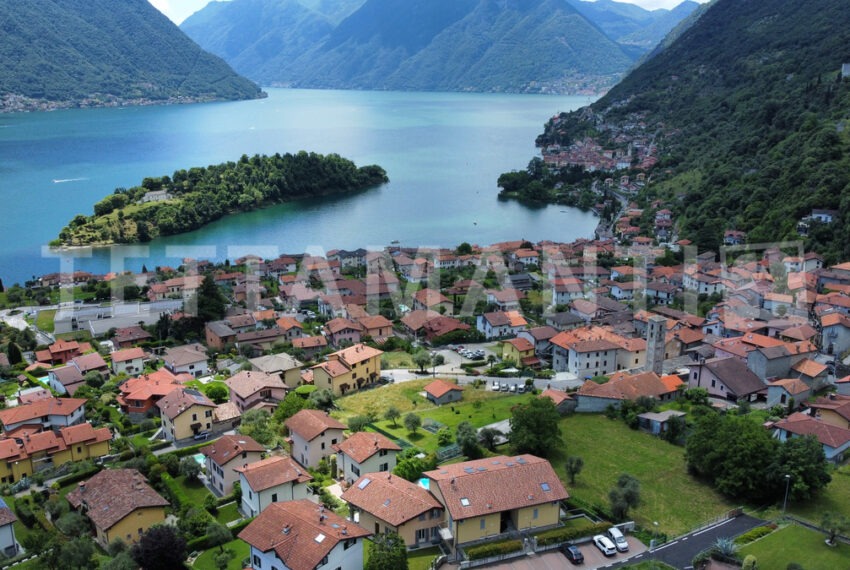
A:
[226,371,288,412]
[248,353,304,389]
[205,321,237,350]
[821,312,850,355]
[544,312,585,331]
[574,371,682,413]
[518,326,559,357]
[310,344,383,397]
[54,422,112,464]
[323,318,364,348]
[291,335,328,358]
[0,397,87,434]
[423,379,464,406]
[476,311,527,340]
[116,368,182,419]
[790,358,829,390]
[539,389,574,414]
[766,379,811,408]
[688,357,765,401]
[342,473,444,548]
[201,435,266,496]
[237,455,313,517]
[550,334,620,378]
[162,344,208,378]
[333,431,402,484]
[66,469,169,548]
[46,365,85,396]
[111,347,146,376]
[285,409,347,468]
[238,499,371,570]
[772,413,850,464]
[413,288,453,315]
[487,289,524,312]
[356,315,394,341]
[111,326,153,349]
[637,410,686,436]
[0,499,17,557]
[423,455,568,548]
[156,388,217,442]
[33,340,86,365]
[401,310,470,342]
[809,394,850,430]
[501,337,536,368]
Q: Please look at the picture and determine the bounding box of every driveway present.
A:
[484,537,646,570]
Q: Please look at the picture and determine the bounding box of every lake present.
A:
[0,88,597,285]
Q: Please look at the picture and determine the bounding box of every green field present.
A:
[35,309,56,333]
[192,538,249,570]
[215,502,242,525]
[786,466,850,522]
[739,524,847,570]
[554,414,735,536]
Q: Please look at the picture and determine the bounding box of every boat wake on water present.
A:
[52,177,88,183]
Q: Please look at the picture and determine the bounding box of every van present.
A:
[606,527,629,552]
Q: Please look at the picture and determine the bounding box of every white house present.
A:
[284,409,347,469]
[111,347,146,376]
[550,337,620,377]
[162,344,208,378]
[201,435,265,496]
[0,498,18,557]
[236,455,313,517]
[476,311,527,340]
[238,499,371,570]
[333,431,401,485]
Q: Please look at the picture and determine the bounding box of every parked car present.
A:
[500,383,509,392]
[593,535,616,557]
[517,384,526,394]
[193,432,210,441]
[606,527,629,552]
[509,384,517,393]
[492,382,501,391]
[561,544,584,564]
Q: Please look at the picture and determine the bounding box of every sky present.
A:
[149,0,709,25]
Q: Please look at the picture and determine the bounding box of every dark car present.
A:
[561,544,584,564]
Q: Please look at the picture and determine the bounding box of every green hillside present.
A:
[0,0,263,111]
[536,0,850,260]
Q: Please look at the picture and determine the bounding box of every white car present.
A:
[492,382,501,391]
[593,534,617,557]
[606,527,629,552]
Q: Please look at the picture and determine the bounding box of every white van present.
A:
[606,527,629,552]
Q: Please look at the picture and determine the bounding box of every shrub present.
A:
[734,526,774,545]
[15,501,36,528]
[464,539,523,561]
[534,522,611,546]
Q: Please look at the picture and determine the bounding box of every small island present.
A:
[54,152,388,246]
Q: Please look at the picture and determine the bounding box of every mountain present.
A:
[567,0,700,51]
[0,0,263,112]
[183,0,694,94]
[537,0,850,260]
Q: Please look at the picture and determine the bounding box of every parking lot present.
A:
[483,537,646,570]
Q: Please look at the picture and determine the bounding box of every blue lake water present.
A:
[0,88,597,284]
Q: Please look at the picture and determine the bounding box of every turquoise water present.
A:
[0,88,597,284]
[193,453,205,466]
[418,477,430,490]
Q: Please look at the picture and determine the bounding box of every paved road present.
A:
[608,515,765,570]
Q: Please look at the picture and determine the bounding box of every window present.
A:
[192,413,197,421]
[253,555,262,567]
[532,508,538,519]
[379,449,387,457]
[331,438,338,445]
[343,538,355,550]
[321,442,326,450]
[419,513,426,521]
[271,493,277,502]
[480,519,486,530]
[711,380,716,388]
[205,410,212,418]
[242,451,248,459]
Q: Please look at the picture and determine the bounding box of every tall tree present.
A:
[770,435,831,501]
[609,473,641,520]
[456,421,482,459]
[509,397,561,457]
[404,412,421,434]
[384,406,401,427]
[565,456,584,485]
[196,274,226,323]
[6,342,22,366]
[365,532,408,570]
[130,525,187,570]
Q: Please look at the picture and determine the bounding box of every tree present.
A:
[60,536,96,569]
[609,473,641,520]
[6,342,22,366]
[214,550,234,570]
[821,511,848,546]
[770,435,831,501]
[456,242,473,255]
[565,456,584,485]
[179,456,202,481]
[509,397,561,457]
[479,427,502,451]
[384,406,401,427]
[309,388,336,412]
[403,412,421,434]
[742,555,758,570]
[437,427,453,446]
[412,350,430,373]
[131,525,187,570]
[238,409,276,445]
[456,421,482,459]
[274,391,309,423]
[347,415,370,433]
[102,552,138,570]
[161,453,180,477]
[195,274,226,323]
[55,511,90,537]
[204,383,228,404]
[206,522,232,552]
[84,370,104,388]
[365,531,408,570]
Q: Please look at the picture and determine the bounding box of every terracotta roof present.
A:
[423,379,464,400]
[334,344,383,366]
[155,388,215,420]
[0,498,16,527]
[236,455,312,491]
[117,370,181,403]
[72,352,107,373]
[578,371,678,401]
[701,358,765,397]
[325,318,364,335]
[769,378,810,396]
[292,336,327,349]
[504,338,534,353]
[401,310,443,331]
[201,434,265,467]
[539,389,572,405]
[333,431,401,464]
[59,422,112,446]
[425,455,568,521]
[342,473,442,526]
[226,371,287,399]
[276,316,303,332]
[214,401,242,423]
[162,344,207,368]
[414,288,450,306]
[0,398,87,428]
[23,430,65,454]
[238,500,370,570]
[111,347,146,363]
[775,413,850,449]
[285,410,346,442]
[791,359,828,378]
[66,469,168,531]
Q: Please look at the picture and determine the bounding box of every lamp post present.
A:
[651,521,658,550]
[782,474,791,515]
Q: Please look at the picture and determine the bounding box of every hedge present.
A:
[161,473,189,510]
[734,525,774,545]
[56,465,102,487]
[534,521,612,546]
[465,539,523,561]
[186,517,254,551]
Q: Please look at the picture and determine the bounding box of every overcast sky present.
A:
[150,0,709,25]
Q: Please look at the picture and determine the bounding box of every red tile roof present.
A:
[285,410,346,442]
[201,434,265,467]
[238,500,370,570]
[66,469,168,531]
[342,473,442,526]
[111,347,146,363]
[775,413,850,449]
[225,370,286,400]
[235,455,312,491]
[423,379,464,400]
[0,398,87,428]
[333,431,401,464]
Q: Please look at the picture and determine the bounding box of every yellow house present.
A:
[54,423,113,464]
[423,455,568,548]
[66,468,168,548]
[501,337,535,364]
[342,473,444,548]
[310,344,383,396]
[0,439,31,484]
[810,395,850,430]
[156,388,217,442]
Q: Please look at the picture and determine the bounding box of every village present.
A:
[0,220,849,570]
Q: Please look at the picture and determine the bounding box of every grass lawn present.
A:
[176,475,214,504]
[408,546,441,570]
[382,350,415,369]
[36,309,56,333]
[554,414,735,536]
[739,523,847,569]
[192,538,250,570]
[786,465,850,522]
[215,502,242,525]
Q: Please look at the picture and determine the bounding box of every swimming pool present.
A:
[418,477,430,490]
